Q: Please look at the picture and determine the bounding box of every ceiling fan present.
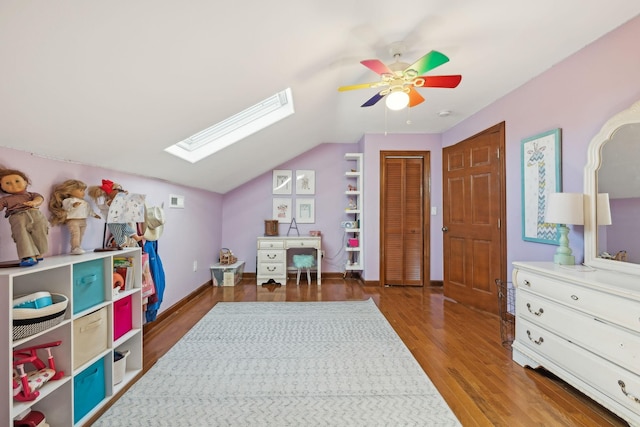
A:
[338,45,462,110]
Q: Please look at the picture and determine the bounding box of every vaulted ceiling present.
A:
[2,1,639,193]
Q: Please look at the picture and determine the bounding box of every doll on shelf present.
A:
[88,179,145,248]
[0,168,49,266]
[49,179,101,255]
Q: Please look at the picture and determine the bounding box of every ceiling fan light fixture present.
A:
[386,90,410,110]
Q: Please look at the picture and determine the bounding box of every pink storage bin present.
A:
[113,295,133,341]
[348,238,359,247]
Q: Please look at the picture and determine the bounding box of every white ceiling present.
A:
[2,1,640,193]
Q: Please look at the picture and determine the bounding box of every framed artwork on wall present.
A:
[295,170,315,194]
[272,170,292,195]
[521,128,562,244]
[273,198,292,223]
[296,198,315,223]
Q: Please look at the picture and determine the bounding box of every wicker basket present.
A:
[495,279,515,348]
[13,293,68,341]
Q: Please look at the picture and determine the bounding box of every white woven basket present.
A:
[13,293,68,341]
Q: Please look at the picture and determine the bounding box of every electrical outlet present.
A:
[193,261,197,272]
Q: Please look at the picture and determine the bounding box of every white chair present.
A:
[293,254,315,285]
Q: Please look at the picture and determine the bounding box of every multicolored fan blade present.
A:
[338,82,381,92]
[361,92,385,107]
[415,75,462,88]
[408,87,425,107]
[360,59,393,75]
[406,50,449,75]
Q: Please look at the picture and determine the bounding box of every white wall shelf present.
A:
[344,153,364,273]
[2,248,142,427]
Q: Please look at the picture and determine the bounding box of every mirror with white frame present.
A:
[584,99,640,275]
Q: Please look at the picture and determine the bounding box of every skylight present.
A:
[165,88,295,163]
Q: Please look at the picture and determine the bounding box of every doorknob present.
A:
[442,226,448,232]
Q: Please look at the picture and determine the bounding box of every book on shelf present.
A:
[113,256,135,291]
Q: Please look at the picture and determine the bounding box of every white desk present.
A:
[256,236,322,285]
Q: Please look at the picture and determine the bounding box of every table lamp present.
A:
[597,193,612,226]
[545,193,584,265]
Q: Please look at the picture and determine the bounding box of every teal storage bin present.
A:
[73,259,105,314]
[73,357,105,423]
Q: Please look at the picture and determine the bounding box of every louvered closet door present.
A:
[382,154,427,286]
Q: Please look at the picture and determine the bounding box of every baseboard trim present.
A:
[367,280,444,287]
[143,280,211,337]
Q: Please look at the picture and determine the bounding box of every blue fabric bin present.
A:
[73,357,106,423]
[73,259,105,313]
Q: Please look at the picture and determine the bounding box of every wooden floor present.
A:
[133,276,628,427]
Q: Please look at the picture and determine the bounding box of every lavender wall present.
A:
[0,147,222,314]
[360,133,443,281]
[221,134,443,282]
[222,15,640,283]
[442,15,640,276]
[4,14,640,316]
[221,142,360,274]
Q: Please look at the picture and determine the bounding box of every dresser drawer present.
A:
[258,263,286,276]
[285,239,319,249]
[517,290,640,369]
[516,318,640,420]
[258,240,285,249]
[514,268,640,332]
[258,250,285,262]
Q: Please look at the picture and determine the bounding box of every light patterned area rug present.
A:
[95,299,461,426]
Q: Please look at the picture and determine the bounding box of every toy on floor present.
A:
[13,341,64,402]
[14,409,49,427]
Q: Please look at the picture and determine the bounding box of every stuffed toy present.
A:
[0,168,49,266]
[88,179,145,248]
[49,179,101,255]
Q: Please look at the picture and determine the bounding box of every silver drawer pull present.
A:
[526,330,544,345]
[526,303,544,316]
[267,266,276,272]
[267,254,276,259]
[523,280,531,287]
[618,380,640,404]
[571,295,579,301]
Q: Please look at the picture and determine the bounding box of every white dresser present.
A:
[256,236,322,285]
[512,262,640,425]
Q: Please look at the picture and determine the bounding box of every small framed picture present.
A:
[296,198,315,223]
[272,170,292,195]
[295,170,315,194]
[273,198,292,223]
[521,128,562,244]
